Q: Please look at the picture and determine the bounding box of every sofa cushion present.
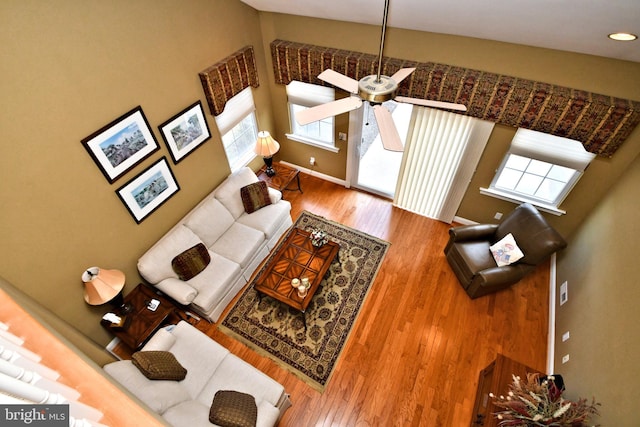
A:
[211,223,264,268]
[240,181,271,214]
[489,233,524,267]
[103,361,191,414]
[164,321,230,399]
[131,351,187,381]
[172,243,211,280]
[184,197,235,247]
[188,255,241,314]
[237,201,292,240]
[163,400,213,427]
[138,225,203,284]
[197,349,285,409]
[215,167,260,219]
[209,390,257,427]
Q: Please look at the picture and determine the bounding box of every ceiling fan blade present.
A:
[395,96,468,112]
[318,69,359,94]
[295,96,363,125]
[373,104,403,152]
[390,68,416,84]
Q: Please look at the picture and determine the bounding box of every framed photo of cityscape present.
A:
[159,100,211,164]
[116,157,179,223]
[82,106,159,183]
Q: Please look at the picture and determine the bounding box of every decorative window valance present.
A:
[199,45,259,116]
[270,39,640,157]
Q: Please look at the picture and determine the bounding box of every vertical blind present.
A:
[394,107,494,223]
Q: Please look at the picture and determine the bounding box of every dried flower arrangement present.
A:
[490,373,600,426]
[310,229,328,247]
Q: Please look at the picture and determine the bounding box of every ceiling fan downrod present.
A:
[358,0,398,103]
[376,0,390,83]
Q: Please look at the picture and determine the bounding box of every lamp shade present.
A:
[82,267,125,305]
[254,131,280,158]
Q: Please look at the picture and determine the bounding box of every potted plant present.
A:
[490,373,600,426]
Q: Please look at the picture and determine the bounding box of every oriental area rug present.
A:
[219,211,390,392]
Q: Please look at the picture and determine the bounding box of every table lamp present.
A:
[254,131,280,177]
[82,266,131,313]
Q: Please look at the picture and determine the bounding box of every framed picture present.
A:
[116,157,179,223]
[81,106,159,183]
[159,101,211,164]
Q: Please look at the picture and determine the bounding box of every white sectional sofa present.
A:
[137,167,293,322]
[104,321,291,427]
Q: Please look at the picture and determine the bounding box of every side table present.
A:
[102,284,183,354]
[257,161,302,197]
[470,354,541,426]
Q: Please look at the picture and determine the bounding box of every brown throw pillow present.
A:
[240,181,271,214]
[171,243,211,281]
[131,351,187,381]
[209,390,257,427]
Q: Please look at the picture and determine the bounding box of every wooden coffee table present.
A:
[252,228,339,329]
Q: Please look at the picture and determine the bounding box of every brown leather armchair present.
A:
[444,203,567,298]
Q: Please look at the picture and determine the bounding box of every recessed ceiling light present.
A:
[608,32,638,41]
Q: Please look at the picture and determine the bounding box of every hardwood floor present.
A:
[195,172,550,426]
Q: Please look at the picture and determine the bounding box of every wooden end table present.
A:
[252,228,339,329]
[470,354,542,426]
[257,161,302,197]
[101,284,183,351]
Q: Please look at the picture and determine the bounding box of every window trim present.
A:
[214,87,259,172]
[286,81,337,150]
[285,132,340,153]
[482,128,596,216]
[480,187,566,216]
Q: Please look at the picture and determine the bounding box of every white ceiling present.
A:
[240,0,640,63]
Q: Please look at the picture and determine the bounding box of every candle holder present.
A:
[291,278,300,288]
[297,285,308,298]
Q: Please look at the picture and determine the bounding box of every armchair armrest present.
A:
[465,264,534,298]
[477,265,527,285]
[154,278,197,305]
[449,224,498,242]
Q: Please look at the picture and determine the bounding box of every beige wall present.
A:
[555,154,640,425]
[2,5,640,421]
[0,0,271,347]
[257,12,640,237]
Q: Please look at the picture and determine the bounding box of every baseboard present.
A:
[279,161,348,187]
[547,252,557,374]
[452,216,478,225]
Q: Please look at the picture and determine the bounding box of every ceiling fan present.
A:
[295,0,467,152]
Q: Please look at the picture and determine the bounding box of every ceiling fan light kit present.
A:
[295,0,466,151]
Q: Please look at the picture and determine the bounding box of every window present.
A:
[481,129,596,215]
[214,87,258,172]
[286,81,337,151]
